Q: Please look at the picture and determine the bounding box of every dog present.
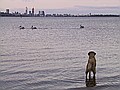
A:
[86,51,96,80]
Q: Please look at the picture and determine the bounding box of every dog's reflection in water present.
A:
[86,76,96,87]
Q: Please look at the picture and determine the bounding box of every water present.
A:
[0,17,120,90]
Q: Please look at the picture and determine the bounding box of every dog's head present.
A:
[88,51,96,57]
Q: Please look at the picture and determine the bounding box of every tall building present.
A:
[42,11,45,16]
[6,9,9,14]
[32,8,34,15]
[39,11,45,16]
[25,7,28,15]
[29,11,32,16]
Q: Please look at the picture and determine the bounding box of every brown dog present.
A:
[86,51,96,80]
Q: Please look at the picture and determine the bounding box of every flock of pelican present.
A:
[19,25,84,29]
[19,25,37,29]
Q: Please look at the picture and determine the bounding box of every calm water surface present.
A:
[0,17,120,90]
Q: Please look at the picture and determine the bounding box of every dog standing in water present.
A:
[86,51,96,80]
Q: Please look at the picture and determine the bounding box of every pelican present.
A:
[80,25,84,28]
[31,26,37,29]
[19,26,25,29]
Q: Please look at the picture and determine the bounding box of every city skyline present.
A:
[0,0,120,14]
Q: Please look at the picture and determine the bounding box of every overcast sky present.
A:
[0,0,120,14]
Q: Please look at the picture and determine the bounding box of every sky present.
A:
[0,0,120,14]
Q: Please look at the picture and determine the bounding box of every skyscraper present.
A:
[6,9,9,14]
[39,11,45,16]
[42,11,45,16]
[29,11,32,16]
[25,7,28,15]
[32,8,34,16]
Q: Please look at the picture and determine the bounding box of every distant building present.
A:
[29,11,32,16]
[25,7,28,15]
[6,9,9,14]
[29,11,31,14]
[32,8,34,16]
[38,11,45,16]
[89,13,92,16]
[42,11,45,16]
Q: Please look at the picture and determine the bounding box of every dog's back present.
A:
[87,58,96,72]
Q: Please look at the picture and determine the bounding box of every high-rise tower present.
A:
[32,8,34,15]
[6,9,9,14]
[25,7,28,15]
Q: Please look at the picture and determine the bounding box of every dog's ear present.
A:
[88,51,96,56]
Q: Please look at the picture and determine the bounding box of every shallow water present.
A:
[0,17,120,90]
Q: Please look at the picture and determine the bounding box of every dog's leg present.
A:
[92,68,96,79]
[93,71,96,79]
[89,71,91,80]
[86,71,88,80]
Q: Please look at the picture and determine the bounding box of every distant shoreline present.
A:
[0,13,119,17]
